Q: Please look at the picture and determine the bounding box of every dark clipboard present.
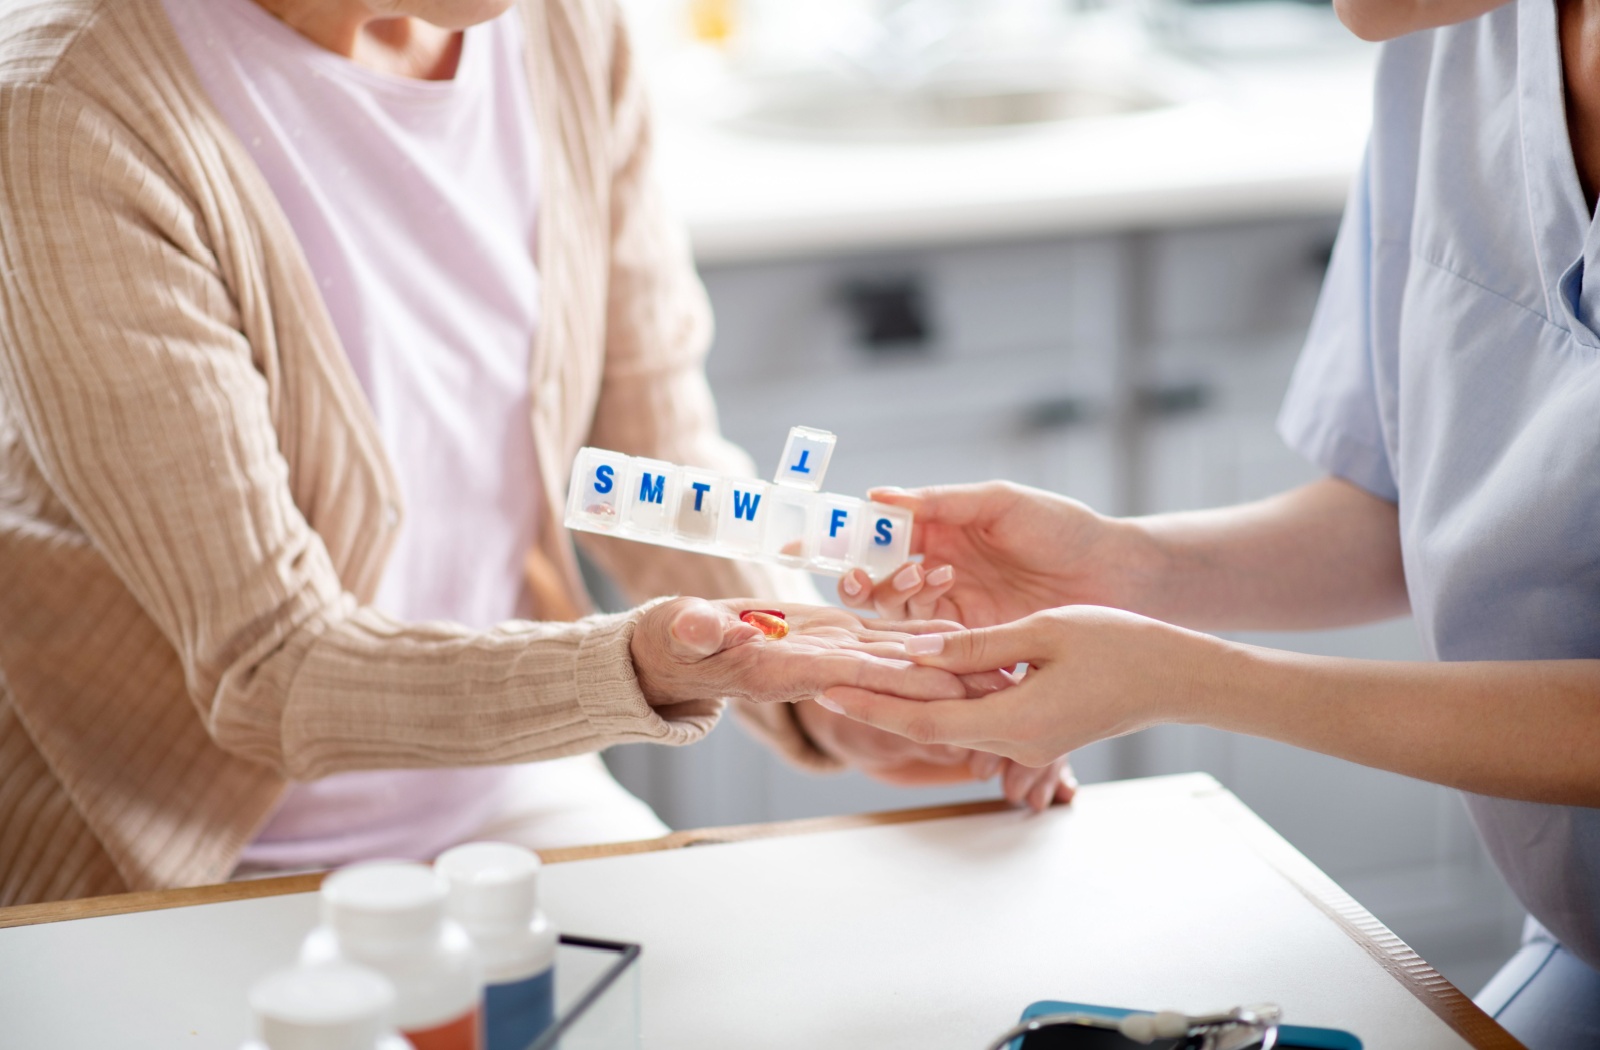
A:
[1010,1001,1362,1049]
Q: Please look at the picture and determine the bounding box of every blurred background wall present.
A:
[594,0,1526,995]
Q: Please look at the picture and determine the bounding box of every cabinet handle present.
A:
[1021,395,1098,431]
[838,276,933,352]
[1135,381,1211,418]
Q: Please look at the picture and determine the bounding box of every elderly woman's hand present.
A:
[630,598,984,711]
[632,598,1077,812]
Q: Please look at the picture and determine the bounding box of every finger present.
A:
[819,687,994,746]
[968,750,1003,780]
[1001,760,1033,807]
[1054,765,1079,805]
[903,618,1047,675]
[1027,765,1057,813]
[920,743,972,766]
[837,568,875,610]
[870,486,1004,537]
[839,656,970,701]
[762,648,969,702]
[907,563,956,621]
[957,669,1013,697]
[871,618,964,636]
[874,562,925,619]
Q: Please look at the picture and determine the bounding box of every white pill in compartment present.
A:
[761,488,814,567]
[674,469,721,543]
[567,447,630,530]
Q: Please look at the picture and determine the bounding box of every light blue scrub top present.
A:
[1278,0,1600,970]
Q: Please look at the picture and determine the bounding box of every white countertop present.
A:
[652,48,1376,264]
[0,775,1501,1049]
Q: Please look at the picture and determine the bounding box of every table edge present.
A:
[0,776,1523,1050]
[1192,781,1526,1050]
[0,797,1015,930]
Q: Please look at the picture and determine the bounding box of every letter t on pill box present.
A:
[775,427,835,492]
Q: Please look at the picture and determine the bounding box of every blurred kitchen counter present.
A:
[652,49,1376,263]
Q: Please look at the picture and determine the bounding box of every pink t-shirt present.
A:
[164,0,547,867]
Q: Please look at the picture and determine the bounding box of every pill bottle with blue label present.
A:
[436,842,558,1050]
[239,961,412,1050]
[301,861,483,1050]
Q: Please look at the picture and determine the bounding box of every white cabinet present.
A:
[601,217,1524,993]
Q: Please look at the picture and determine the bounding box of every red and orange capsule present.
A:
[739,609,788,640]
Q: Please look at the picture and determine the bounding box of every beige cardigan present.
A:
[0,0,834,906]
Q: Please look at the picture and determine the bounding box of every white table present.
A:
[0,774,1522,1049]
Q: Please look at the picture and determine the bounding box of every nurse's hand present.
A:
[631,598,988,716]
[1333,0,1507,42]
[818,606,1233,766]
[793,700,1078,812]
[838,482,1139,628]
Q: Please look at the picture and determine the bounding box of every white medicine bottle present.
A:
[239,960,412,1050]
[301,861,482,1050]
[435,842,558,1050]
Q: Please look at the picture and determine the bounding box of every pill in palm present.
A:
[739,610,788,640]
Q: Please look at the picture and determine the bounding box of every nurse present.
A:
[823,1,1600,1044]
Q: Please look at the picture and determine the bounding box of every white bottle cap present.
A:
[320,861,448,947]
[249,962,396,1050]
[434,841,541,932]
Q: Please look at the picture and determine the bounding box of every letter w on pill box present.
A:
[564,426,912,580]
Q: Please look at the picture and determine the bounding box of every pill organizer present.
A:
[564,426,913,580]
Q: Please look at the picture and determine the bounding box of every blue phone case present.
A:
[1017,1001,1362,1050]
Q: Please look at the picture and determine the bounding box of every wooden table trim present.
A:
[0,798,1013,931]
[0,779,1523,1050]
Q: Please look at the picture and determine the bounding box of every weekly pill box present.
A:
[564,428,913,580]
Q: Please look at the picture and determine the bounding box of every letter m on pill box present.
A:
[564,426,912,580]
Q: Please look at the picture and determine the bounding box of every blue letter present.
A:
[594,464,614,494]
[692,481,711,511]
[873,517,894,546]
[732,489,762,521]
[638,472,665,504]
[791,449,812,474]
[829,508,848,537]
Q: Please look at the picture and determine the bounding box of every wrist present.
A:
[1171,631,1294,735]
[1097,514,1171,615]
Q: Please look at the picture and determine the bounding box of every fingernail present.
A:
[815,694,845,714]
[926,564,954,586]
[841,573,864,597]
[892,565,921,592]
[976,753,1002,778]
[906,634,945,655]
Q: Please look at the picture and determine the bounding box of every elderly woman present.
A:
[0,0,1071,905]
[825,1,1600,1045]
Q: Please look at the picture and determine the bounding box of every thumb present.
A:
[867,482,1006,528]
[664,599,750,660]
[904,617,1048,675]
